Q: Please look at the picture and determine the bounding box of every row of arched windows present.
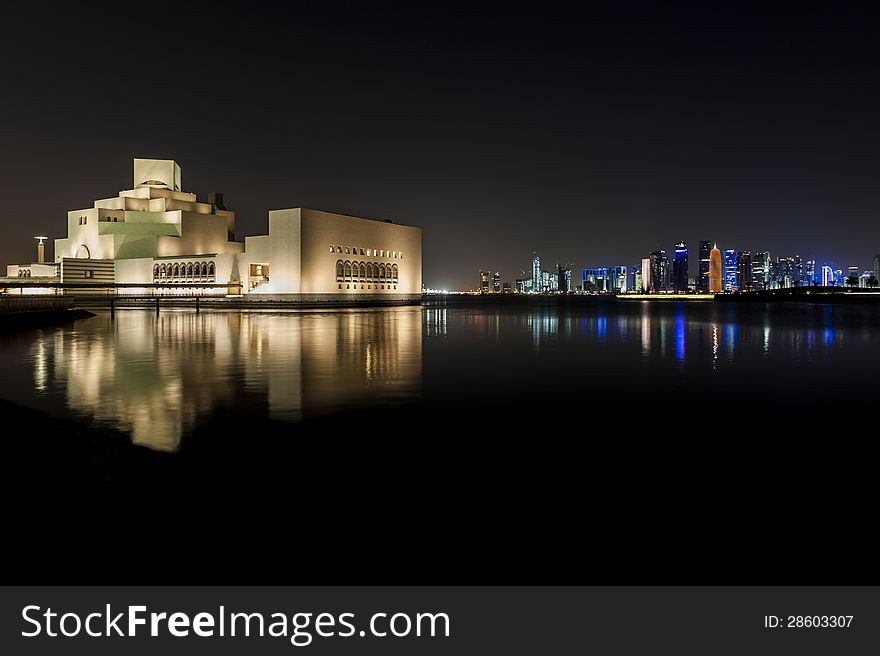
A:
[336,260,398,282]
[330,245,403,259]
[153,261,216,282]
[17,269,31,277]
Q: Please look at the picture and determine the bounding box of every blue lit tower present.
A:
[723,249,740,291]
[673,241,688,293]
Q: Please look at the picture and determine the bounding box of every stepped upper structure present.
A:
[55,158,242,262]
[7,158,422,299]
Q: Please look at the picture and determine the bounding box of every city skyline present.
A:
[470,242,879,293]
[2,3,880,291]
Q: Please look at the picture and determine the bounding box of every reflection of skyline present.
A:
[426,304,857,365]
[36,309,422,452]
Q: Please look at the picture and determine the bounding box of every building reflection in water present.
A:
[43,308,422,452]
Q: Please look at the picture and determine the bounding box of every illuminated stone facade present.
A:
[13,159,422,298]
[54,158,243,262]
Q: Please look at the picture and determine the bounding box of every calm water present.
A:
[2,302,878,451]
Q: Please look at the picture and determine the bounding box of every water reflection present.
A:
[29,308,422,452]
[5,302,879,453]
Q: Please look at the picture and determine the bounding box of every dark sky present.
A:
[2,1,879,289]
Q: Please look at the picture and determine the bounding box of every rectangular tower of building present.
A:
[673,241,688,293]
[698,240,711,293]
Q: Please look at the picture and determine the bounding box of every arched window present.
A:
[379,264,386,279]
[366,263,373,279]
[392,264,398,280]
[208,262,215,276]
[344,261,352,278]
[336,260,344,279]
[201,262,208,276]
[173,264,180,277]
[153,264,160,279]
[186,263,193,277]
[359,263,366,278]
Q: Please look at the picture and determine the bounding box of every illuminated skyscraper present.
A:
[649,250,668,293]
[847,265,859,286]
[673,241,688,293]
[596,267,610,293]
[723,249,740,291]
[738,251,752,291]
[752,251,769,290]
[557,265,572,292]
[777,256,796,288]
[698,240,711,293]
[581,268,597,292]
[873,254,880,280]
[611,265,627,293]
[708,244,723,292]
[532,255,541,293]
[479,269,490,293]
[640,257,651,292]
[805,259,817,286]
[630,264,641,292]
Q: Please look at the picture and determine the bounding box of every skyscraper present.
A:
[752,251,769,290]
[611,265,627,293]
[777,256,796,288]
[649,250,668,293]
[582,268,597,292]
[630,264,641,293]
[698,240,711,293]
[479,269,490,293]
[673,241,688,293]
[640,257,651,292]
[557,264,572,292]
[492,271,501,293]
[709,244,723,293]
[873,254,880,281]
[532,255,541,294]
[723,249,740,291]
[805,259,816,286]
[738,251,752,292]
[596,267,610,293]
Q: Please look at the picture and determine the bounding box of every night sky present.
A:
[2,1,879,289]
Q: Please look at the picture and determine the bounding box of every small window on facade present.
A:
[345,247,350,254]
[84,270,94,278]
[330,246,335,253]
[338,284,342,289]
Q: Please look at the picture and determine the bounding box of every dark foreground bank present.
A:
[2,396,875,584]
